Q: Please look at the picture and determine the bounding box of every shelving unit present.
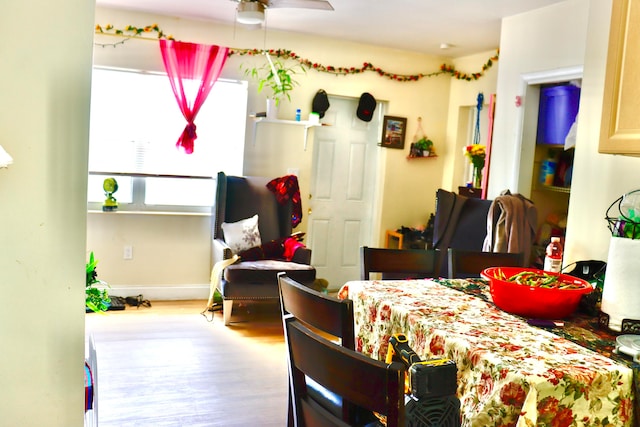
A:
[250,117,323,150]
[538,184,571,194]
[406,154,438,160]
[532,145,574,193]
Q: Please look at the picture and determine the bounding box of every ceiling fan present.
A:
[233,0,334,25]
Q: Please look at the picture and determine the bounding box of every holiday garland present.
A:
[229,48,498,82]
[94,24,498,82]
[94,24,174,40]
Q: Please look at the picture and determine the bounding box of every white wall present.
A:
[91,7,488,296]
[566,0,640,263]
[0,1,94,425]
[490,0,590,199]
[491,0,640,265]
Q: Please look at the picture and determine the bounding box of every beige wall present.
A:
[92,1,627,296]
[0,0,94,425]
[91,7,485,296]
[492,0,640,265]
[444,51,500,191]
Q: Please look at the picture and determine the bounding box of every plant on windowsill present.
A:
[242,53,306,117]
[86,252,110,313]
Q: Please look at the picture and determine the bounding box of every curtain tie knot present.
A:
[186,122,197,139]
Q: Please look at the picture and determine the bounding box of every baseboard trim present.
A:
[106,285,210,301]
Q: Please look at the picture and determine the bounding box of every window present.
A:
[88,67,247,213]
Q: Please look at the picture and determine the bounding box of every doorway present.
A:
[307,95,382,291]
[517,66,583,266]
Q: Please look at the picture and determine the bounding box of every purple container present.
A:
[536,84,581,145]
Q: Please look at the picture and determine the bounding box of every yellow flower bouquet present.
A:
[464,144,486,188]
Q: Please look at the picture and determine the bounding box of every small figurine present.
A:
[102,177,119,212]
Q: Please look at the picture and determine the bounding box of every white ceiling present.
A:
[95,0,566,56]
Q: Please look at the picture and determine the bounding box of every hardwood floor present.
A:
[85,300,288,426]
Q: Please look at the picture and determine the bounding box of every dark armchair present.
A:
[211,172,316,325]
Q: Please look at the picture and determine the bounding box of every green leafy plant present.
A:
[415,137,434,152]
[86,252,110,313]
[242,55,306,106]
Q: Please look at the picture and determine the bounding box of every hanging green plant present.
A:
[241,55,307,106]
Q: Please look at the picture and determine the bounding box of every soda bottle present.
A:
[544,237,563,273]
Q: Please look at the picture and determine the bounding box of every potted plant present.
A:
[86,251,110,313]
[414,137,435,156]
[242,54,306,118]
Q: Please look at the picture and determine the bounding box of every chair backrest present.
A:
[212,171,292,243]
[432,189,493,252]
[360,246,441,280]
[279,273,357,425]
[432,188,494,275]
[278,273,355,349]
[447,248,526,279]
[284,317,405,427]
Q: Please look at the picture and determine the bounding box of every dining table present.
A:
[338,278,638,427]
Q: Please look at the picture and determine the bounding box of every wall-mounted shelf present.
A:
[250,117,323,150]
[539,184,571,194]
[407,154,438,160]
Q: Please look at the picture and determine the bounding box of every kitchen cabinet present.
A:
[599,0,640,155]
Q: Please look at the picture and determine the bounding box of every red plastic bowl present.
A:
[481,266,593,319]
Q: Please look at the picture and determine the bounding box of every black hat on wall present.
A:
[357,92,376,122]
[312,89,330,118]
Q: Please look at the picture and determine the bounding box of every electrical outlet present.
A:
[123,245,133,260]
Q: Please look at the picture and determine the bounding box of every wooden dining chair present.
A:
[278,272,355,348]
[447,248,526,279]
[360,246,441,280]
[283,316,406,427]
[279,273,368,426]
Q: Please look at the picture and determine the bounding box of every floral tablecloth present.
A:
[338,279,636,427]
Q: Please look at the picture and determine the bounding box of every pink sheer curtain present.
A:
[159,40,229,154]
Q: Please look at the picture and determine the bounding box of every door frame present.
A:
[514,66,584,196]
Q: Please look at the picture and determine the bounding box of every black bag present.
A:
[565,260,606,316]
[565,260,607,282]
[125,294,151,308]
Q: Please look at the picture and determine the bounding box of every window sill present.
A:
[87,210,211,217]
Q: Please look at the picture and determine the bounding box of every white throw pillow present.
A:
[221,214,262,254]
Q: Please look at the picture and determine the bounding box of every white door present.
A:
[308,96,381,291]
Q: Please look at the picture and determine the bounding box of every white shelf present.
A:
[250,117,322,150]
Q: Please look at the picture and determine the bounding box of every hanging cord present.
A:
[415,117,425,138]
[473,92,484,146]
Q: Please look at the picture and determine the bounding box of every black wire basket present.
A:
[605,189,640,240]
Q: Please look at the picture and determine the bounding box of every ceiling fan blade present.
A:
[267,0,334,11]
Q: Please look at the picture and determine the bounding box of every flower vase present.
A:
[266,98,278,119]
[473,165,483,189]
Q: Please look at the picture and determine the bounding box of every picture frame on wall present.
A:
[380,116,407,149]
